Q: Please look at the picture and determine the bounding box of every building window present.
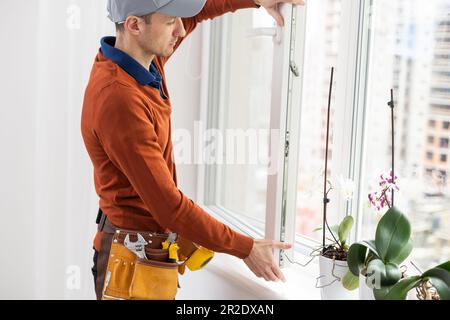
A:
[440,154,447,163]
[438,170,448,184]
[440,138,449,148]
[443,121,450,130]
[427,152,434,160]
[429,119,436,127]
[427,136,435,144]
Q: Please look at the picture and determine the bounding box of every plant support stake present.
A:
[323,67,334,248]
[388,89,395,206]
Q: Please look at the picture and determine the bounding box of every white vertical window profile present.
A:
[199,5,296,248]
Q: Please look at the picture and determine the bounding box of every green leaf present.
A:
[347,241,380,276]
[366,259,402,288]
[313,225,339,238]
[384,263,402,286]
[330,225,339,237]
[383,276,422,300]
[347,243,370,276]
[361,240,378,256]
[366,259,386,288]
[373,286,393,300]
[375,207,411,263]
[342,269,359,291]
[428,277,450,300]
[433,261,450,272]
[423,265,450,283]
[390,239,412,265]
[423,267,450,300]
[338,216,354,244]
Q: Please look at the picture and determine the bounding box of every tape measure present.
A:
[162,234,214,271]
[185,246,214,271]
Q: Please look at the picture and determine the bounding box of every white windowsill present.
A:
[200,205,322,299]
[205,252,322,300]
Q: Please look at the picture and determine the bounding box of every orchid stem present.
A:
[323,67,334,248]
[388,89,395,207]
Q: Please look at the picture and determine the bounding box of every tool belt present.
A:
[96,209,214,300]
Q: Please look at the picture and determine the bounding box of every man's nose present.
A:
[175,17,186,38]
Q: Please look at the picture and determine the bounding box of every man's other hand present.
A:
[243,239,293,282]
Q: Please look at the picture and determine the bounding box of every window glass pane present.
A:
[295,0,344,241]
[217,9,275,230]
[361,0,450,269]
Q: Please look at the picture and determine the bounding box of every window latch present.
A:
[285,131,290,157]
[290,61,300,77]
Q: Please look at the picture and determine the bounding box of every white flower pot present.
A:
[359,275,375,300]
[319,256,358,300]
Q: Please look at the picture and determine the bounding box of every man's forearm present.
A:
[191,0,260,24]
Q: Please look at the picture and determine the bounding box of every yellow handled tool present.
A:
[162,239,170,250]
[168,243,179,262]
[162,233,179,262]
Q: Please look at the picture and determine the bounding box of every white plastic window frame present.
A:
[197,0,373,265]
[197,6,295,246]
[281,0,372,263]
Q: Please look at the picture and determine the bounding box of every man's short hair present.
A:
[115,13,154,33]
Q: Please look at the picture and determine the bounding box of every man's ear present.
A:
[123,16,142,35]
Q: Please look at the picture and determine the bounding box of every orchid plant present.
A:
[314,67,360,291]
[346,90,450,300]
[312,176,355,255]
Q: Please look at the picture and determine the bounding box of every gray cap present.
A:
[107,0,207,23]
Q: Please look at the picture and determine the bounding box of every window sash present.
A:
[200,0,375,262]
[346,0,373,243]
[200,7,296,254]
[283,0,371,255]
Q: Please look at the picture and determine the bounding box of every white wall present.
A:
[166,26,202,201]
[0,0,116,299]
[0,0,262,300]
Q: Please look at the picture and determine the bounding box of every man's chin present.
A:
[162,48,174,57]
[152,46,174,58]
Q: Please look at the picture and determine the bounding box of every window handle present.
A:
[245,27,282,44]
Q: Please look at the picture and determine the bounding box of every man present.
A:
[81,0,303,300]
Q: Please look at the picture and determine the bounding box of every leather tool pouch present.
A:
[102,230,178,300]
[96,209,213,300]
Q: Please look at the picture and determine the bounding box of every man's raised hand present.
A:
[255,0,305,27]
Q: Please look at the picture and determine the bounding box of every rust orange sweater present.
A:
[81,0,258,259]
